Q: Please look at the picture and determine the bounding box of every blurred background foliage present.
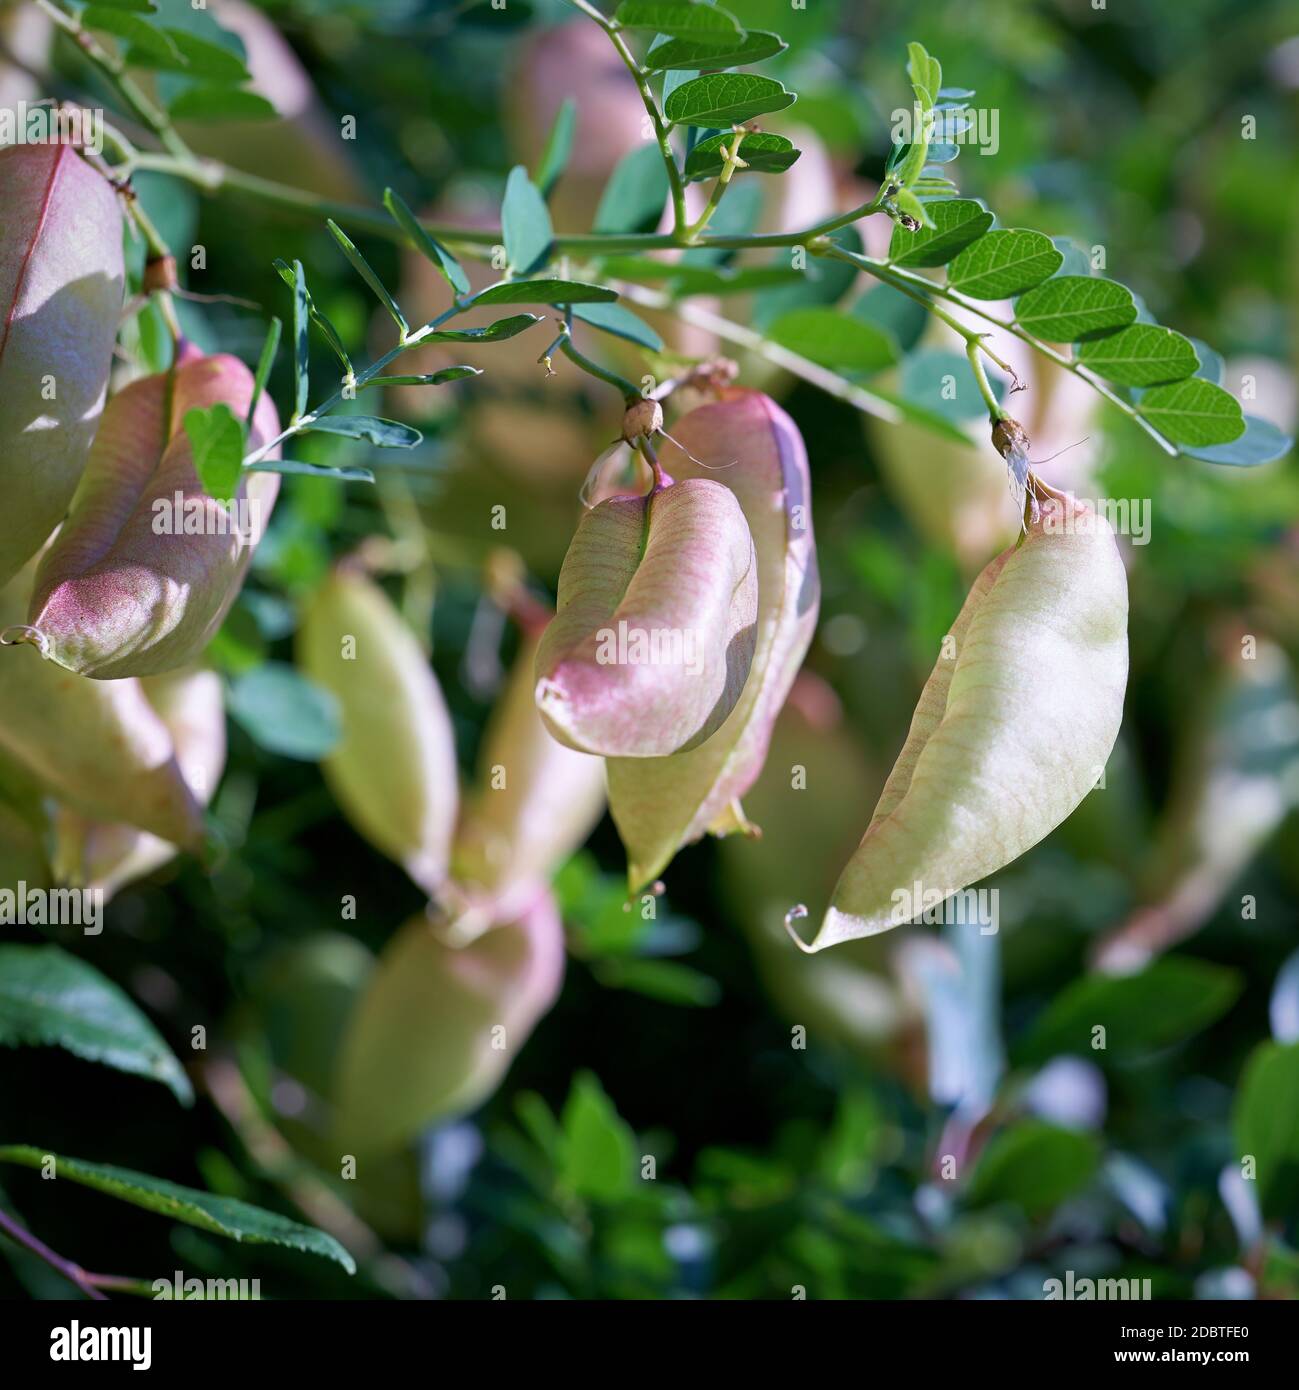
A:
[2,0,1298,1300]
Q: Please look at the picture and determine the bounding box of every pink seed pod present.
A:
[296,567,459,897]
[454,630,607,922]
[0,143,124,586]
[53,668,227,897]
[0,572,204,849]
[606,390,819,890]
[535,477,759,758]
[26,353,281,679]
[335,886,566,1155]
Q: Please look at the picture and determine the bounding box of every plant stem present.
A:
[568,0,689,234]
[685,130,746,242]
[0,1205,109,1300]
[557,318,640,402]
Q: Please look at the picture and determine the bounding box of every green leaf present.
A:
[274,259,350,376]
[946,228,1063,299]
[1077,323,1199,386]
[572,301,664,351]
[684,130,799,181]
[870,388,978,446]
[246,316,281,427]
[594,958,720,1007]
[0,1146,355,1272]
[501,165,553,275]
[887,198,993,268]
[183,403,245,504]
[767,307,898,373]
[364,367,482,388]
[534,97,577,198]
[1013,275,1137,342]
[1016,957,1242,1064]
[751,226,862,328]
[227,663,341,761]
[164,28,251,81]
[0,946,192,1105]
[288,258,309,418]
[1137,378,1246,447]
[965,1123,1100,1216]
[601,256,801,296]
[594,145,670,235]
[419,314,542,344]
[613,2,744,39]
[247,459,375,484]
[663,73,795,127]
[326,220,408,337]
[906,41,942,108]
[167,86,275,121]
[84,0,157,10]
[899,347,999,423]
[646,29,786,71]
[1234,1041,1299,1221]
[1182,414,1292,466]
[471,279,617,306]
[558,1072,637,1202]
[382,188,470,297]
[83,8,180,64]
[299,416,422,448]
[852,282,928,353]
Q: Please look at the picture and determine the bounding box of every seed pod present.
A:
[0,574,204,849]
[297,568,458,896]
[535,478,759,758]
[26,353,281,679]
[454,630,606,920]
[335,887,566,1155]
[606,391,818,888]
[0,143,124,586]
[53,668,227,897]
[802,492,1128,951]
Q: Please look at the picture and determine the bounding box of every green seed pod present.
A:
[0,143,124,586]
[335,888,566,1155]
[27,353,281,679]
[297,568,459,896]
[0,575,204,849]
[802,492,1128,951]
[53,668,227,897]
[535,478,759,758]
[454,631,606,920]
[605,390,818,889]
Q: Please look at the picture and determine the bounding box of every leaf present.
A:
[558,1072,637,1202]
[164,28,250,81]
[246,316,281,427]
[946,228,1063,299]
[1181,414,1290,466]
[852,282,928,353]
[0,1146,355,1272]
[613,2,744,39]
[382,188,470,296]
[601,257,801,296]
[183,403,245,504]
[646,29,786,71]
[419,314,541,345]
[751,225,862,329]
[899,348,999,423]
[471,279,617,306]
[84,8,181,64]
[964,1123,1100,1216]
[1077,323,1199,386]
[288,258,309,418]
[572,301,664,351]
[275,258,349,375]
[326,220,408,336]
[364,367,482,387]
[906,41,942,108]
[767,307,898,373]
[594,958,720,1007]
[684,131,799,181]
[227,663,341,761]
[887,198,994,268]
[663,73,795,127]
[535,97,577,198]
[501,165,553,275]
[247,459,375,484]
[84,0,157,10]
[1137,378,1246,447]
[1016,957,1242,1064]
[167,86,275,121]
[299,416,422,448]
[1013,275,1137,342]
[1233,1041,1299,1221]
[0,946,192,1104]
[594,145,670,235]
